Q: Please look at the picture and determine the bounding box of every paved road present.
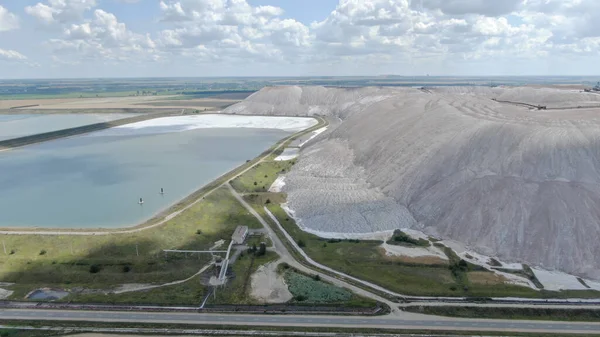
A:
[226,184,399,312]
[2,309,600,334]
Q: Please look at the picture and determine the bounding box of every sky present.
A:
[0,0,600,78]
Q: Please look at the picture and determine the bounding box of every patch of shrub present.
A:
[123,265,131,273]
[297,239,306,248]
[388,230,430,247]
[9,250,15,255]
[89,264,101,274]
[196,229,202,235]
[39,250,46,256]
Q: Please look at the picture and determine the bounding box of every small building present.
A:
[232,225,249,244]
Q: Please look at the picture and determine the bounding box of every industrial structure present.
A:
[232,225,249,244]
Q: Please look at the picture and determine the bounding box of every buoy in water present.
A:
[139,198,144,205]
[160,188,164,195]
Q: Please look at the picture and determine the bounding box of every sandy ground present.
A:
[298,126,328,147]
[250,259,293,303]
[0,96,239,110]
[106,114,318,134]
[274,148,299,161]
[0,287,13,299]
[381,242,448,260]
[532,268,600,291]
[269,176,286,193]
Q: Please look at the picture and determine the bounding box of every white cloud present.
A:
[156,0,308,63]
[0,48,27,60]
[49,9,157,64]
[26,0,97,24]
[0,5,19,32]
[415,0,522,16]
[8,0,600,76]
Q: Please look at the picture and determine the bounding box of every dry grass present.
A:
[378,247,448,266]
[468,271,509,285]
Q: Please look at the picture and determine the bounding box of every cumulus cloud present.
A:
[414,0,522,16]
[0,5,19,32]
[49,8,156,63]
[26,0,97,24]
[0,48,27,60]
[12,0,600,74]
[156,0,309,63]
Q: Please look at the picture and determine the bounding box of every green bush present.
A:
[388,230,430,247]
[285,270,352,303]
[89,264,102,274]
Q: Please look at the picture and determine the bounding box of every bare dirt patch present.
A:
[250,259,293,303]
[378,247,448,265]
[468,271,509,285]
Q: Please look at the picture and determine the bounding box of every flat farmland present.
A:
[0,96,241,111]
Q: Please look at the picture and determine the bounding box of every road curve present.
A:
[1,309,600,334]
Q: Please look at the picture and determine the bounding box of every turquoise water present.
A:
[0,113,138,141]
[0,126,291,228]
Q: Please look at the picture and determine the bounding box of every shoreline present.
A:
[0,116,327,235]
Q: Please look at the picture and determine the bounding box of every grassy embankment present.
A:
[403,305,600,322]
[0,186,262,303]
[0,89,255,101]
[232,155,600,299]
[0,116,327,305]
[0,112,173,151]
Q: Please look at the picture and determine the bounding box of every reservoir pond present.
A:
[0,117,295,228]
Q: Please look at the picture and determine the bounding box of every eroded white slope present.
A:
[228,85,600,280]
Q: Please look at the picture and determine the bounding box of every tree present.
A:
[89,264,101,273]
[265,199,271,204]
[314,274,321,282]
[297,239,306,248]
[257,242,267,256]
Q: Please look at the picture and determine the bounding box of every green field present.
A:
[0,187,261,300]
[230,156,296,193]
[283,267,352,303]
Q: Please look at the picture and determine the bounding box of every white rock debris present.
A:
[226,85,600,280]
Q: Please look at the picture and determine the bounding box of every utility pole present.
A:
[2,240,6,255]
[136,244,139,257]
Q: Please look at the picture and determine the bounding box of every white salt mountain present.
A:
[225,85,600,280]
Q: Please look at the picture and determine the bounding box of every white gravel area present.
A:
[227,85,600,280]
[269,176,286,193]
[274,148,299,161]
[250,260,293,304]
[532,268,592,291]
[0,288,13,299]
[99,114,318,136]
[299,127,328,147]
[381,242,448,260]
